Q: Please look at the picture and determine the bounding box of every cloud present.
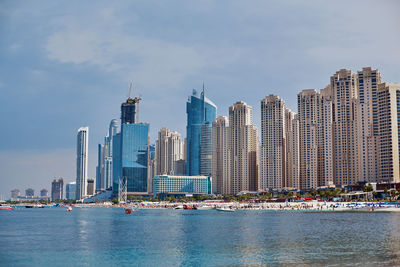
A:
[45,26,207,91]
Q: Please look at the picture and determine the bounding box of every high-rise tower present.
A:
[297,90,321,189]
[212,116,230,195]
[155,127,184,175]
[260,95,286,190]
[113,94,149,196]
[121,97,140,124]
[377,83,400,183]
[356,67,382,182]
[229,102,258,194]
[186,88,217,176]
[331,69,359,186]
[76,126,89,200]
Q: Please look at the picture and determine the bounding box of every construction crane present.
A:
[127,82,142,123]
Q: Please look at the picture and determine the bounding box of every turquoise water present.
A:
[1,207,400,266]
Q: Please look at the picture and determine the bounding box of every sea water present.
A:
[1,207,400,266]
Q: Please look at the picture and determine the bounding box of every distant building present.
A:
[121,97,140,124]
[97,119,119,192]
[25,188,34,197]
[229,102,258,194]
[66,182,76,200]
[186,88,217,176]
[87,179,95,196]
[40,189,48,197]
[357,68,382,183]
[76,127,89,200]
[260,95,286,190]
[377,83,400,183]
[331,69,359,186]
[51,178,63,201]
[121,123,149,193]
[212,116,230,195]
[153,175,212,198]
[174,159,186,176]
[113,95,149,197]
[96,143,104,192]
[155,127,184,176]
[11,189,20,199]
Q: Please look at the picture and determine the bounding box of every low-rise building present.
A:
[152,175,212,198]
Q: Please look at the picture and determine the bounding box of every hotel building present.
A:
[260,95,286,190]
[152,175,212,198]
[377,83,400,183]
[229,102,258,194]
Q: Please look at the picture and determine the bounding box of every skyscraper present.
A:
[229,102,258,194]
[120,123,149,193]
[331,69,359,186]
[287,114,300,189]
[320,86,334,187]
[260,95,286,190]
[96,144,104,191]
[121,97,140,124]
[155,128,184,175]
[66,182,76,200]
[113,96,149,196]
[297,90,321,189]
[97,119,119,192]
[186,88,217,176]
[356,67,382,182]
[200,123,213,176]
[51,178,63,201]
[76,127,89,200]
[377,83,400,183]
[112,133,122,196]
[212,116,230,195]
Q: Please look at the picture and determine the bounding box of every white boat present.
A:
[196,205,214,210]
[217,207,235,212]
[174,205,184,209]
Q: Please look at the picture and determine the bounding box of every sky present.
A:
[1,0,399,198]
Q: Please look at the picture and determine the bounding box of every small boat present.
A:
[25,205,45,208]
[217,207,235,212]
[125,208,132,214]
[196,205,215,210]
[0,205,13,210]
[66,206,72,212]
[183,204,197,210]
[174,205,184,209]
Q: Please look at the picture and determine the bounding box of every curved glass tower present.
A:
[186,89,217,176]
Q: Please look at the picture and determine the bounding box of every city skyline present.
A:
[2,0,400,197]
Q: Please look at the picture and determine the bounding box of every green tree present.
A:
[363,184,373,192]
[390,190,397,201]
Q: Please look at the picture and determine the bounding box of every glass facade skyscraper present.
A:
[112,133,122,195]
[186,89,217,176]
[121,123,149,192]
[113,123,149,195]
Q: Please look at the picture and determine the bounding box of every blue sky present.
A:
[1,0,399,198]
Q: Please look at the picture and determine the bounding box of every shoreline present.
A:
[8,200,400,212]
